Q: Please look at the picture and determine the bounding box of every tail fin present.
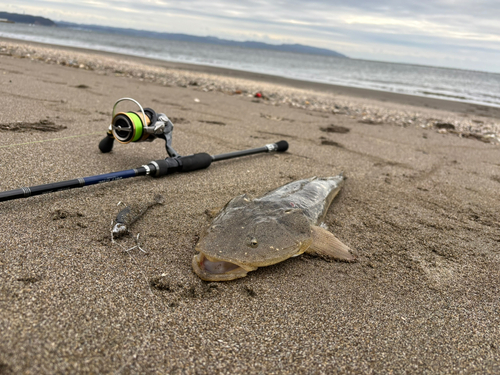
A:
[306,225,357,262]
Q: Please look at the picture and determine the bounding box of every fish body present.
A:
[193,175,356,281]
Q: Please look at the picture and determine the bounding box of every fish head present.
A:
[112,222,128,238]
[193,195,313,281]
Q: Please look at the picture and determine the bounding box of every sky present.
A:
[3,0,500,73]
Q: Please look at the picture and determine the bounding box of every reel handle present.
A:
[99,134,115,153]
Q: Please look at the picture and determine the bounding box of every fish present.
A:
[192,175,356,281]
[112,194,164,238]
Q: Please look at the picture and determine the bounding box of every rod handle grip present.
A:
[179,153,213,172]
[151,153,213,177]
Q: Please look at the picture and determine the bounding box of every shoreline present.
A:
[1,36,499,143]
[2,35,500,117]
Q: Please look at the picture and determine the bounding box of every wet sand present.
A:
[0,40,499,374]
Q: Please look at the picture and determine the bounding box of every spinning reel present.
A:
[98,98,179,157]
[0,97,289,203]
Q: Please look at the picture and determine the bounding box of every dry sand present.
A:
[0,40,499,374]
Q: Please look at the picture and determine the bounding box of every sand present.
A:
[0,39,499,374]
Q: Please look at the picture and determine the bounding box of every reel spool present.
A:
[112,111,152,144]
[111,98,152,144]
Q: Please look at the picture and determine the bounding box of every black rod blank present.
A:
[0,140,288,203]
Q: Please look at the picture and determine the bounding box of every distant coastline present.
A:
[0,11,55,26]
[0,11,347,58]
[57,22,347,58]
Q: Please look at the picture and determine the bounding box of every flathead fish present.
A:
[192,175,356,281]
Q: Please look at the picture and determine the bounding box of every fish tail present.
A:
[307,225,357,262]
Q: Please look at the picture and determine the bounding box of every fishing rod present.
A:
[0,98,289,203]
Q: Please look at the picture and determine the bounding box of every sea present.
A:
[1,22,500,108]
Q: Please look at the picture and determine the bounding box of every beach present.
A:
[0,38,499,374]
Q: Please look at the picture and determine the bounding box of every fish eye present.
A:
[248,237,258,248]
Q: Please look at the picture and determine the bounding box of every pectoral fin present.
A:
[306,225,357,262]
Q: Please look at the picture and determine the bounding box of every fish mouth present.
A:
[192,253,256,281]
